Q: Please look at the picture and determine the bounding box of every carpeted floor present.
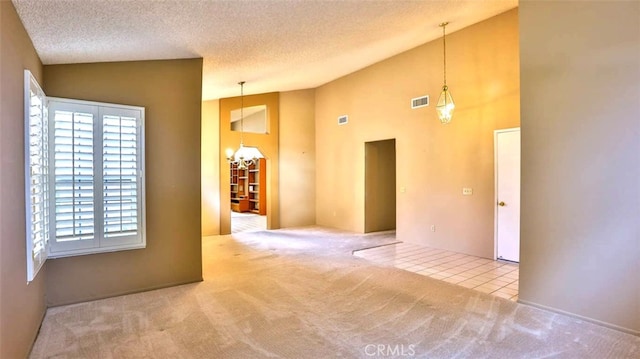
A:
[30,227,639,358]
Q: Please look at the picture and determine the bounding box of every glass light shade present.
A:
[229,144,264,169]
[233,144,263,161]
[436,85,455,124]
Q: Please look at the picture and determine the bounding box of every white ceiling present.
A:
[12,0,517,100]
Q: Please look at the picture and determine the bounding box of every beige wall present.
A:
[365,139,396,233]
[0,2,47,358]
[43,59,203,306]
[202,99,220,236]
[203,89,316,234]
[519,1,639,334]
[279,90,316,227]
[315,9,519,258]
[219,92,280,234]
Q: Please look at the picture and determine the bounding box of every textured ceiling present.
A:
[12,0,517,100]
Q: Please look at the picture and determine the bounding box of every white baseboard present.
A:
[517,299,640,337]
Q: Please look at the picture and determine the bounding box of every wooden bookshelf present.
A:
[247,158,266,215]
[230,158,266,214]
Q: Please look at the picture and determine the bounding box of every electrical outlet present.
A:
[462,187,473,195]
[430,225,436,232]
[400,186,406,193]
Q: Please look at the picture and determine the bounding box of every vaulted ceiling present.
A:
[13,0,517,100]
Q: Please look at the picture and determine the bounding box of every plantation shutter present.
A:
[52,105,96,243]
[102,110,140,239]
[24,70,49,282]
[45,98,145,257]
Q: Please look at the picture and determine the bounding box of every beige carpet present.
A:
[30,227,639,358]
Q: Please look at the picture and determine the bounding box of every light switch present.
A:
[462,187,473,195]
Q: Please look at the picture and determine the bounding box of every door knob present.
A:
[498,201,506,206]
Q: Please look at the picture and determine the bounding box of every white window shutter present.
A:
[102,112,140,239]
[24,70,49,282]
[25,90,145,264]
[47,99,145,257]
[52,107,96,242]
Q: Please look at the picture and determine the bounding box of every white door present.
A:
[495,128,521,262]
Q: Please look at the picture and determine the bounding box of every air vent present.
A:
[411,95,429,109]
[338,115,348,125]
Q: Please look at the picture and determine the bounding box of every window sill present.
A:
[48,242,146,259]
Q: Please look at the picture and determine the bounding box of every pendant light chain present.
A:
[442,23,447,86]
[436,21,455,124]
[239,81,245,145]
[227,80,263,168]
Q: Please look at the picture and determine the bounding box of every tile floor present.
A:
[231,211,267,233]
[353,241,519,301]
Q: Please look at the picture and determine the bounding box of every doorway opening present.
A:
[364,139,397,233]
[230,157,268,233]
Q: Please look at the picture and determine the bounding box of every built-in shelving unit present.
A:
[230,158,266,214]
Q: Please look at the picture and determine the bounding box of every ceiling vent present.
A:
[411,95,429,109]
[338,115,348,125]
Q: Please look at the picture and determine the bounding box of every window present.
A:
[230,105,267,134]
[24,70,146,281]
[48,99,146,257]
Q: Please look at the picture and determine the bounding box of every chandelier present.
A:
[436,22,455,124]
[226,81,263,170]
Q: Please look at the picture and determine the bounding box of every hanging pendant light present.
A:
[436,22,455,124]
[226,81,263,170]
